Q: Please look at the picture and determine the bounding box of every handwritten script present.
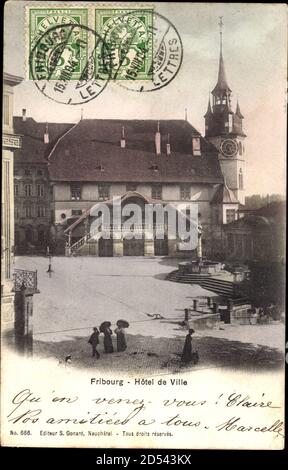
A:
[6,388,284,439]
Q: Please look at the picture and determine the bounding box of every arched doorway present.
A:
[154,235,168,256]
[123,237,144,256]
[121,193,147,256]
[25,226,33,243]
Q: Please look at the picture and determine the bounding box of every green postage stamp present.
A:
[94,8,154,80]
[28,8,88,80]
[28,7,153,82]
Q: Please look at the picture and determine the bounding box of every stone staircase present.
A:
[167,270,239,298]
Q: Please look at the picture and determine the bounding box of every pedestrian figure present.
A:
[115,326,127,352]
[181,328,195,363]
[103,327,114,353]
[88,327,100,358]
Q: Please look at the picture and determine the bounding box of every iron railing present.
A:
[13,269,38,292]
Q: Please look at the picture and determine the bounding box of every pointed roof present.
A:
[212,50,232,94]
[236,101,244,119]
[212,21,231,95]
[211,182,239,204]
[204,97,212,117]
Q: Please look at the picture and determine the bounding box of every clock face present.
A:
[220,139,238,157]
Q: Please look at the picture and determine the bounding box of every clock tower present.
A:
[205,18,246,205]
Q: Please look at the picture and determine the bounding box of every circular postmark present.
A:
[29,23,112,105]
[99,10,183,92]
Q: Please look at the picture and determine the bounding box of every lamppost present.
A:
[46,245,53,277]
[197,224,203,273]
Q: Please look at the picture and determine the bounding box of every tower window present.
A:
[228,114,233,132]
[239,142,242,155]
[226,209,236,224]
[239,169,244,190]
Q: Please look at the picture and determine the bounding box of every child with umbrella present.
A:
[114,319,129,352]
[100,321,114,353]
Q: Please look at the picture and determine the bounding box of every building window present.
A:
[37,184,45,197]
[4,94,9,126]
[239,169,244,190]
[72,210,82,216]
[226,209,236,224]
[98,184,110,200]
[25,206,33,218]
[25,228,33,243]
[15,207,20,219]
[14,184,19,196]
[152,184,162,200]
[37,206,46,217]
[24,184,32,197]
[38,229,45,242]
[37,169,43,176]
[71,184,81,200]
[180,184,191,200]
[126,183,138,192]
[25,169,32,176]
[239,142,242,156]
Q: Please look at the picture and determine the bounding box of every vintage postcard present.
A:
[1,1,286,450]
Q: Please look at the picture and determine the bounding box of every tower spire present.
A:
[212,17,231,94]
[204,95,212,117]
[236,100,244,119]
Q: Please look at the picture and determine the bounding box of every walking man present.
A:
[88,327,100,359]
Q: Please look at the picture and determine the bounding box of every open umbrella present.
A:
[116,319,130,328]
[99,321,111,333]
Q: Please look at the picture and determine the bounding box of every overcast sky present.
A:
[4,1,287,196]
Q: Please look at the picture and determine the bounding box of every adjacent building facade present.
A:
[2,73,23,334]
[13,114,72,254]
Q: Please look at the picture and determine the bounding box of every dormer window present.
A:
[96,164,105,172]
[192,136,201,156]
[149,164,159,172]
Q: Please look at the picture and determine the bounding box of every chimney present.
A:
[44,122,49,144]
[120,125,126,148]
[22,109,27,122]
[155,121,161,155]
[185,108,188,121]
[192,134,201,156]
[166,133,171,156]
